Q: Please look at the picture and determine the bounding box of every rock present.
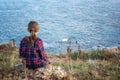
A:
[29,65,67,80]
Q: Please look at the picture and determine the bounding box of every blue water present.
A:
[0,0,120,53]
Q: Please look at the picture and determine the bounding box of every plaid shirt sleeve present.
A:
[19,37,28,58]
[37,38,47,62]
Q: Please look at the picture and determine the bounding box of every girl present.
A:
[19,21,47,70]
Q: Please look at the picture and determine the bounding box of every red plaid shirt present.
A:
[19,36,46,69]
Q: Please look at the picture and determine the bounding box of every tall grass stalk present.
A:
[67,41,73,80]
[77,44,81,61]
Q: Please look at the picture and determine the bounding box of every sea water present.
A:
[0,0,120,53]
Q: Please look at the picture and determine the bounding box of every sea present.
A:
[0,0,120,53]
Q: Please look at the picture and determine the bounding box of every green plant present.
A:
[71,52,77,60]
[79,51,89,60]
[0,47,18,71]
[89,49,105,60]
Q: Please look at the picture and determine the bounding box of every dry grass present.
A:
[0,41,120,80]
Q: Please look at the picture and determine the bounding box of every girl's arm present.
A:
[19,37,27,58]
[37,39,46,61]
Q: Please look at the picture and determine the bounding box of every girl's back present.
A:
[19,21,46,70]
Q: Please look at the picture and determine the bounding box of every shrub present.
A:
[0,47,18,71]
[89,49,106,60]
[71,52,78,60]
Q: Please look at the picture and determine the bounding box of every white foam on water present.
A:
[62,38,68,42]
